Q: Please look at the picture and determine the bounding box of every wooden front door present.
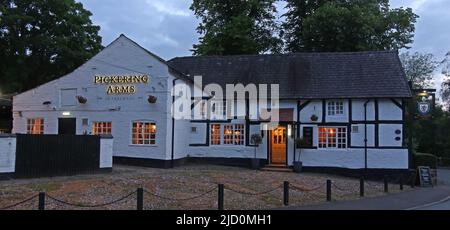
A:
[270,126,287,164]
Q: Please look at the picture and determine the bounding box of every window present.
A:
[318,127,347,149]
[27,118,44,134]
[210,124,245,145]
[211,124,221,145]
[211,100,227,119]
[302,127,313,147]
[327,101,344,116]
[132,122,156,145]
[92,122,112,135]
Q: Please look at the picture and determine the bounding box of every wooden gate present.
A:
[15,134,101,178]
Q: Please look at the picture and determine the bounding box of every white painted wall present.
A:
[351,124,375,147]
[12,35,182,161]
[0,136,16,173]
[300,100,322,123]
[379,124,403,147]
[100,137,113,168]
[379,99,402,120]
[352,100,376,121]
[300,148,408,169]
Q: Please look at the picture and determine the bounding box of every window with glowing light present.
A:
[27,118,44,134]
[210,124,245,145]
[92,122,112,135]
[327,101,344,116]
[318,127,347,149]
[132,121,156,145]
[210,124,221,145]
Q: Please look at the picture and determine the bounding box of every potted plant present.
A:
[76,95,87,104]
[310,114,318,122]
[294,138,309,173]
[250,134,263,170]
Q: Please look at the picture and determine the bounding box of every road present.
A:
[418,168,450,210]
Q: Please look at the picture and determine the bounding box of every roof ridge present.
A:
[169,50,398,61]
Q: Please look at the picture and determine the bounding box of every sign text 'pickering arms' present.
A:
[94,75,149,95]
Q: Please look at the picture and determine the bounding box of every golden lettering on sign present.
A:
[94,74,149,95]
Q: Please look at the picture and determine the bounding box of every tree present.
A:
[283,0,418,52]
[400,52,438,89]
[0,0,102,94]
[190,0,282,56]
[441,52,450,110]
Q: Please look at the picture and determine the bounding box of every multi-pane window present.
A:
[92,122,112,135]
[27,118,44,134]
[318,127,347,149]
[132,122,156,145]
[327,101,344,116]
[211,100,227,119]
[211,124,221,145]
[211,124,245,145]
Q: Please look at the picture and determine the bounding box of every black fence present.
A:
[0,174,417,210]
[14,134,101,178]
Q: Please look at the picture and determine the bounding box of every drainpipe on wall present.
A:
[363,100,371,174]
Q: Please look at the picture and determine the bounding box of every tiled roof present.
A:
[168,51,412,99]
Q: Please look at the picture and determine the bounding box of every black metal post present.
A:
[411,171,416,188]
[137,188,144,210]
[326,180,332,202]
[400,178,404,191]
[360,178,365,197]
[283,181,289,206]
[384,176,389,193]
[218,184,224,210]
[38,192,45,210]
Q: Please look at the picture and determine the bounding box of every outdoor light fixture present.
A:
[288,125,292,137]
[62,111,71,116]
[417,91,429,97]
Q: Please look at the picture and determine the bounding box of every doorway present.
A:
[270,126,287,165]
[58,118,76,135]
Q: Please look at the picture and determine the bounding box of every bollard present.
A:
[38,192,45,210]
[283,181,289,206]
[360,178,365,197]
[400,178,404,191]
[384,176,389,193]
[326,180,332,202]
[137,188,144,210]
[410,172,416,188]
[218,184,224,210]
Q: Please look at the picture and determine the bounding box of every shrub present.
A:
[412,153,438,169]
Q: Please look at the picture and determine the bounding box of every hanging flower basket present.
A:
[148,95,157,104]
[310,114,319,122]
[76,96,87,104]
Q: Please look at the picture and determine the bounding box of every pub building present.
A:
[12,34,412,173]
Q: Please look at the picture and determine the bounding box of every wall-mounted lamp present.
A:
[62,111,71,116]
[288,124,292,137]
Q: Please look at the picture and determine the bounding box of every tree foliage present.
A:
[400,52,438,89]
[441,52,450,111]
[0,0,102,93]
[283,0,418,52]
[190,0,282,56]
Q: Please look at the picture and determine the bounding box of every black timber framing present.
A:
[375,99,379,148]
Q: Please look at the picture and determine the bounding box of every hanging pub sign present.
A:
[94,74,150,95]
[414,90,434,119]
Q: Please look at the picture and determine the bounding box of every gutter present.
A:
[171,78,181,168]
[363,99,371,173]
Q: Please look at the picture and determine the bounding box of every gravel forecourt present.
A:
[0,164,411,210]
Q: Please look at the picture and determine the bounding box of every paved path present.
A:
[282,169,450,210]
[416,169,450,210]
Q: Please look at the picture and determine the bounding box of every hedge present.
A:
[412,153,438,169]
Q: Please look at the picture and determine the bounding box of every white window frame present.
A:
[318,126,347,149]
[210,123,245,146]
[92,121,112,135]
[26,118,44,134]
[131,121,156,146]
[327,101,345,116]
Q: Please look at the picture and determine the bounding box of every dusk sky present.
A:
[78,0,450,93]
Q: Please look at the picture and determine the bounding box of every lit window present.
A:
[318,127,347,149]
[132,122,156,145]
[327,101,344,116]
[92,122,112,135]
[27,118,44,134]
[211,124,245,145]
[211,124,221,145]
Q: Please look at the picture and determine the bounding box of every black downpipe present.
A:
[364,100,370,173]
